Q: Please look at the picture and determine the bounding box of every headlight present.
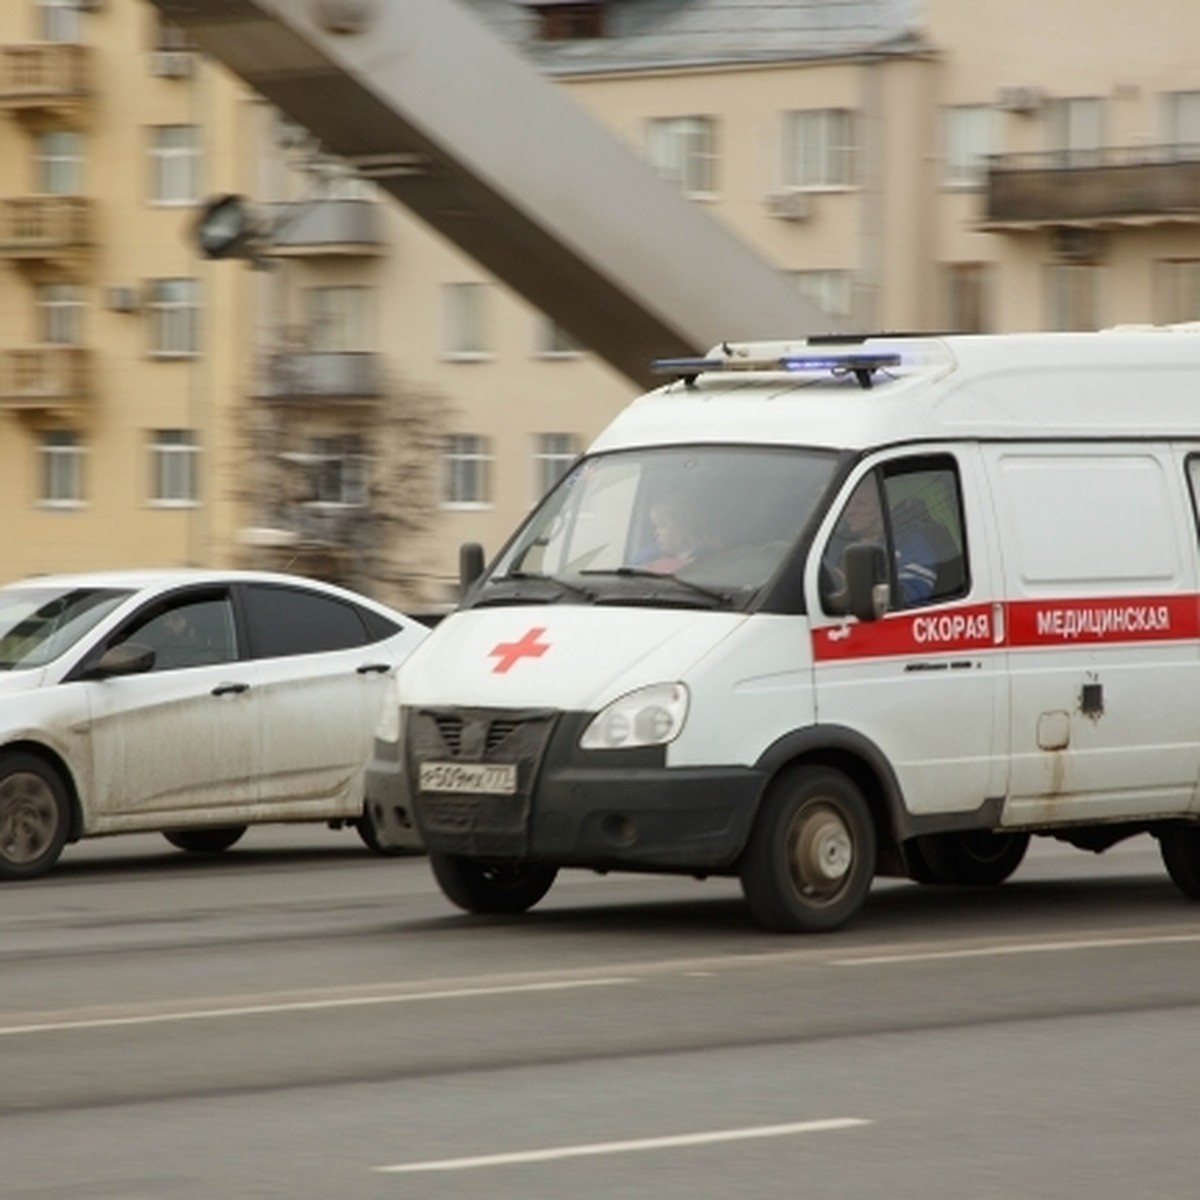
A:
[580,683,689,750]
[373,678,404,744]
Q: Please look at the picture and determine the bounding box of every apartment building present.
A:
[3,0,1200,609]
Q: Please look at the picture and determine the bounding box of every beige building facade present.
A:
[3,0,1200,609]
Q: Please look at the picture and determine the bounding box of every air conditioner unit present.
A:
[995,85,1045,115]
[104,284,141,313]
[1052,226,1105,262]
[150,50,193,78]
[765,190,812,222]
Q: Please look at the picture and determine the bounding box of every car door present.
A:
[236,581,414,816]
[985,443,1200,822]
[82,588,262,822]
[808,447,1009,820]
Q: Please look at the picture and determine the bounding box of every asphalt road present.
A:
[2,828,1199,1199]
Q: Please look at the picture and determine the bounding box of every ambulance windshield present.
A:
[485,445,839,609]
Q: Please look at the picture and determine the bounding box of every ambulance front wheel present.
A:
[1159,824,1200,898]
[739,766,876,933]
[429,852,558,914]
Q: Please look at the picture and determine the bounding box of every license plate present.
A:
[419,761,517,795]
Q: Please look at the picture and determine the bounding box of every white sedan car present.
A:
[0,569,430,879]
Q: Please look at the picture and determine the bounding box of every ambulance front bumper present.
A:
[407,707,764,870]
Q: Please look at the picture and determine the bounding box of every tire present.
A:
[163,825,247,854]
[428,852,557,915]
[355,806,412,857]
[1159,824,1200,899]
[0,752,70,880]
[914,830,1029,886]
[739,766,876,933]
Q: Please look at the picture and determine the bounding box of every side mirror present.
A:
[459,542,485,601]
[90,642,156,679]
[843,542,890,622]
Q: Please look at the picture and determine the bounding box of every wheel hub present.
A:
[791,804,853,897]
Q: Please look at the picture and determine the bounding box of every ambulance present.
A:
[366,327,1200,932]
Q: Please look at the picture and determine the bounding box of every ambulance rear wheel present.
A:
[1159,824,1200,898]
[740,766,876,933]
[914,830,1029,886]
[429,852,558,914]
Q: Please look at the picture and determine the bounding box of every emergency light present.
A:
[650,350,902,389]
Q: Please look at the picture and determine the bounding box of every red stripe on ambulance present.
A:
[813,594,1200,662]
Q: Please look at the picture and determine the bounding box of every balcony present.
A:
[0,346,91,412]
[0,44,90,114]
[983,145,1200,229]
[261,200,385,257]
[258,352,383,402]
[0,196,92,263]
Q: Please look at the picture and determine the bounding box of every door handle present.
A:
[356,663,391,676]
[211,681,250,696]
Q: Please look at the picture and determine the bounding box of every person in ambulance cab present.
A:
[641,490,720,573]
[820,476,939,613]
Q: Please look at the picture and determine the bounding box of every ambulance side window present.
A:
[1186,457,1200,541]
[821,456,968,614]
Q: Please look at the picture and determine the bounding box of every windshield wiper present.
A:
[580,567,733,607]
[476,570,596,606]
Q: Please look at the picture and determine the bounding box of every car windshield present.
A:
[0,586,133,670]
[484,445,839,610]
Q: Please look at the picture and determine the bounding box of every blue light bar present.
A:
[650,350,902,388]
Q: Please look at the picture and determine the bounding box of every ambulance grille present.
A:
[430,714,529,757]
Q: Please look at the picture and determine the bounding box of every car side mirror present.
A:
[459,541,485,600]
[843,542,890,622]
[90,642,156,678]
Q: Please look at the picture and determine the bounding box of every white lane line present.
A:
[375,1117,871,1173]
[834,931,1200,967]
[0,977,634,1038]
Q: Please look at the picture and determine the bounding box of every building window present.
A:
[443,435,492,506]
[36,131,83,195]
[1046,97,1104,167]
[37,283,84,345]
[151,14,194,51]
[944,263,991,333]
[1046,263,1099,331]
[39,430,84,506]
[646,116,717,195]
[533,433,579,500]
[1163,92,1200,158]
[534,1,605,40]
[307,286,373,352]
[789,270,853,322]
[149,126,200,206]
[942,106,996,187]
[37,0,81,42]
[442,283,490,358]
[147,278,199,357]
[309,435,368,506]
[534,316,581,357]
[1153,259,1200,324]
[149,429,199,504]
[782,109,855,188]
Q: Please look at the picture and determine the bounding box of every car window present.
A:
[120,595,239,672]
[241,583,371,658]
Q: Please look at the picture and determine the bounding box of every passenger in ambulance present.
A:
[641,490,721,573]
[820,478,939,613]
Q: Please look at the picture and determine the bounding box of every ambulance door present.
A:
[809,447,1008,819]
[984,443,1200,822]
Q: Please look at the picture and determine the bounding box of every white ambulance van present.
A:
[367,328,1200,932]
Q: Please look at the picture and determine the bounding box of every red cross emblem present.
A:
[489,626,551,674]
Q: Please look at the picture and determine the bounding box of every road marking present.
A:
[0,977,633,1038]
[834,931,1200,967]
[375,1117,871,1173]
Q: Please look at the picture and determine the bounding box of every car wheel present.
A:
[914,830,1029,886]
[163,826,247,854]
[355,805,413,857]
[739,766,876,933]
[428,852,558,914]
[0,752,70,880]
[1159,824,1200,898]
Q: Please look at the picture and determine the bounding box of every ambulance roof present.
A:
[588,327,1200,454]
